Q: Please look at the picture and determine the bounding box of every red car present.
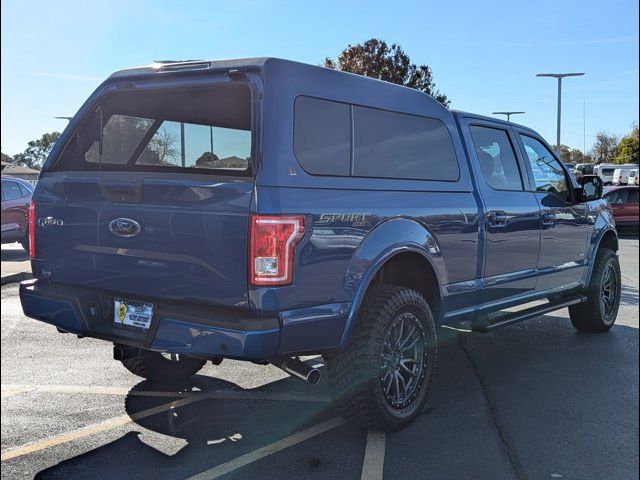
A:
[1,175,34,251]
[603,185,639,231]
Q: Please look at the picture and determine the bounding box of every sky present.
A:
[1,0,638,156]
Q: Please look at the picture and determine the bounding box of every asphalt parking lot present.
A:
[1,239,638,480]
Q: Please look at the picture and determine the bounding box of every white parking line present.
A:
[1,396,203,462]
[0,387,34,399]
[0,384,332,403]
[186,417,346,480]
[360,430,386,480]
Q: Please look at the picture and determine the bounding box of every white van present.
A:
[594,164,617,185]
[612,166,636,185]
[628,169,639,186]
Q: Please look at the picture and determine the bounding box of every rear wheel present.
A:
[569,248,621,333]
[327,285,437,431]
[120,348,206,383]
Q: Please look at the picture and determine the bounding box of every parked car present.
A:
[19,58,621,431]
[564,163,576,177]
[628,169,639,186]
[574,163,594,181]
[1,175,33,251]
[612,166,639,185]
[603,186,639,231]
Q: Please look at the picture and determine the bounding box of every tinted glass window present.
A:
[130,121,251,170]
[469,126,523,190]
[353,107,459,180]
[627,189,639,204]
[53,83,252,174]
[605,189,628,204]
[18,183,31,196]
[521,135,569,202]
[294,96,351,176]
[2,180,23,201]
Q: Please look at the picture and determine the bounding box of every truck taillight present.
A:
[249,215,305,286]
[28,200,36,259]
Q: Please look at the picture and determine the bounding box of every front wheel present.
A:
[119,347,206,383]
[569,248,621,332]
[327,285,437,431]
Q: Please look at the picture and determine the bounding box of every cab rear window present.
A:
[51,83,252,175]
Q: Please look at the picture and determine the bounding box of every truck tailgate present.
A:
[33,172,253,307]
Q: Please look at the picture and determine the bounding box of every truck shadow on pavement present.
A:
[0,247,28,263]
[33,319,639,480]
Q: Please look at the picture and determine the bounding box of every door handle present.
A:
[488,211,512,227]
[542,212,556,226]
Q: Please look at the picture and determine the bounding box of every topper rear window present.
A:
[50,83,253,175]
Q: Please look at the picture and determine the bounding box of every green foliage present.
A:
[13,132,61,169]
[591,132,619,164]
[324,38,450,107]
[552,144,589,164]
[613,123,639,164]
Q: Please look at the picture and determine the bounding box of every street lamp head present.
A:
[536,72,585,153]
[492,111,525,122]
[536,73,585,78]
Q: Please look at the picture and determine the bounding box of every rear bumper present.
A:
[19,279,350,360]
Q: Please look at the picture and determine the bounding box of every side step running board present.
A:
[471,295,588,333]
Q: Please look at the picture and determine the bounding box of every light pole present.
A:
[536,72,585,150]
[492,111,525,122]
[54,116,73,122]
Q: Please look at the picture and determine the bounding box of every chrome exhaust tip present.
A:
[272,357,321,385]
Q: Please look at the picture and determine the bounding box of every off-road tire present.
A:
[327,285,437,431]
[569,248,621,333]
[120,348,206,383]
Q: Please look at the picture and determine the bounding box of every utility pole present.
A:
[492,111,525,122]
[536,72,585,150]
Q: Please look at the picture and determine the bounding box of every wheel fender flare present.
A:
[583,224,618,287]
[340,217,445,346]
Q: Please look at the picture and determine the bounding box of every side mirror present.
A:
[578,175,603,202]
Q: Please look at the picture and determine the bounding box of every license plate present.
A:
[113,298,153,332]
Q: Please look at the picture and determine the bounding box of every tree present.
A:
[1,148,13,164]
[554,144,572,163]
[591,132,619,164]
[195,151,219,168]
[553,144,590,164]
[324,38,450,106]
[13,132,61,169]
[613,123,639,164]
[146,126,180,165]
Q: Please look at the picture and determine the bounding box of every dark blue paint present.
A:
[20,287,82,334]
[20,58,616,361]
[151,319,280,360]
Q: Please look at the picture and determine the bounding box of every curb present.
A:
[1,272,32,286]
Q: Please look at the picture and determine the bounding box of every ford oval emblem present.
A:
[108,218,141,238]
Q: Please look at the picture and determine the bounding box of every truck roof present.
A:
[106,58,539,136]
[106,57,450,115]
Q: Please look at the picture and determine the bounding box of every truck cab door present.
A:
[460,119,541,308]
[515,133,590,292]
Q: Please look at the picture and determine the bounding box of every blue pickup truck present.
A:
[20,58,620,431]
